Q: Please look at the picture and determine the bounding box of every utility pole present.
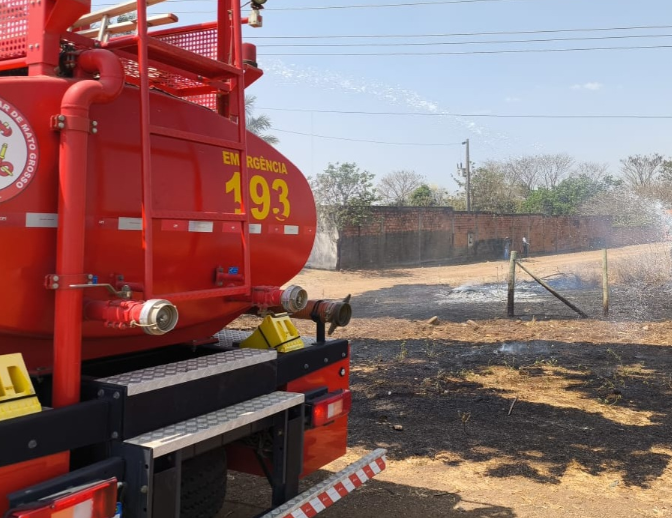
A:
[462,139,471,212]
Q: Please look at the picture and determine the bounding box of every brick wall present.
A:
[307,207,662,270]
[610,225,663,246]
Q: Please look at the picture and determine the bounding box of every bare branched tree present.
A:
[377,170,425,205]
[504,156,539,194]
[620,154,664,188]
[538,153,574,188]
[580,189,662,227]
[574,161,610,182]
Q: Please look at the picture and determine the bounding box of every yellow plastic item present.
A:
[0,353,41,421]
[240,314,305,353]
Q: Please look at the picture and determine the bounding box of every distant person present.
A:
[522,236,530,258]
[503,237,511,260]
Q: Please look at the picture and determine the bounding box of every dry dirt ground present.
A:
[224,243,672,518]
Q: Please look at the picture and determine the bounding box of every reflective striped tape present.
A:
[262,449,387,518]
[26,213,58,228]
[0,214,310,236]
[118,217,142,231]
[188,221,214,233]
[284,225,299,235]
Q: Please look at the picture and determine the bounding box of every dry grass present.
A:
[568,243,672,287]
[609,245,672,285]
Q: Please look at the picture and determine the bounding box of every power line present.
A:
[247,24,672,40]
[256,33,672,48]
[93,0,526,11]
[260,43,672,56]
[274,128,462,146]
[264,0,541,11]
[264,108,672,120]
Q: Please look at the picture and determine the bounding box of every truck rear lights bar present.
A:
[261,449,387,518]
[308,389,352,428]
[7,478,117,518]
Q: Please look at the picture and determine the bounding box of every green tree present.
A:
[453,160,524,213]
[310,162,378,269]
[469,165,523,213]
[245,96,279,145]
[409,184,434,206]
[522,175,620,216]
[444,191,467,211]
[409,184,448,206]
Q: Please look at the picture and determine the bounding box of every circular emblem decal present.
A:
[0,99,38,203]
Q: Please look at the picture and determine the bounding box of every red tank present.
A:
[0,43,316,371]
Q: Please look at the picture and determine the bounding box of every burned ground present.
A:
[224,244,672,517]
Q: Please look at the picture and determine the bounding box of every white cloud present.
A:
[505,96,521,103]
[571,82,604,91]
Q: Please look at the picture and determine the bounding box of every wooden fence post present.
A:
[507,251,517,317]
[602,248,609,317]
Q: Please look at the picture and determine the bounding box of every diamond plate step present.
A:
[97,349,276,396]
[125,391,304,457]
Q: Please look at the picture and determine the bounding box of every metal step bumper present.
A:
[260,449,388,518]
[118,390,306,518]
[89,348,278,440]
[97,348,276,395]
[125,391,304,457]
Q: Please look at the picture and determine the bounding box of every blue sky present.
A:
[95,0,672,191]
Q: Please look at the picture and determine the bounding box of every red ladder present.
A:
[106,0,251,302]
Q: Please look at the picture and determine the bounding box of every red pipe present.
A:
[244,285,307,313]
[85,300,150,329]
[137,0,155,300]
[84,299,179,335]
[53,50,124,408]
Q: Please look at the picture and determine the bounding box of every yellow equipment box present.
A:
[240,314,305,353]
[0,353,41,421]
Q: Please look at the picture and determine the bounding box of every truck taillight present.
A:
[8,479,117,518]
[310,389,352,427]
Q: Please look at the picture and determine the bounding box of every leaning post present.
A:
[515,260,588,318]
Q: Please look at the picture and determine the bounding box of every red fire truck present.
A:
[0,1,386,516]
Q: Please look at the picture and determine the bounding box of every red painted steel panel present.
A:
[286,355,350,477]
[0,78,316,369]
[0,452,70,514]
[228,355,350,478]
